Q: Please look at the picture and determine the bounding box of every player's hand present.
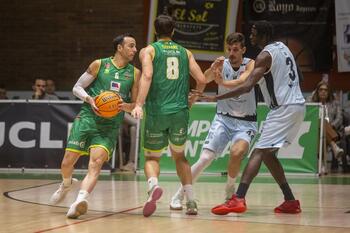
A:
[86,96,101,116]
[210,56,224,73]
[119,101,138,113]
[188,89,202,108]
[131,104,143,119]
[198,93,217,102]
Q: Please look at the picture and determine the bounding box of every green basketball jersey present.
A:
[146,40,190,115]
[79,57,135,126]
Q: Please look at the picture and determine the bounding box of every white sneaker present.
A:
[49,178,78,205]
[169,193,184,210]
[66,199,88,219]
[121,162,135,171]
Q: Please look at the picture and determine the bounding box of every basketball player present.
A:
[131,14,207,217]
[199,21,305,214]
[169,32,257,211]
[49,33,141,219]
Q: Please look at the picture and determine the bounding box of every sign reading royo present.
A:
[139,103,320,174]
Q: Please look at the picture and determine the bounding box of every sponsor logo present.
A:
[124,72,132,79]
[110,81,121,92]
[253,0,266,13]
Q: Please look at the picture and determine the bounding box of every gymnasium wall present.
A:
[0,0,145,90]
[0,0,349,92]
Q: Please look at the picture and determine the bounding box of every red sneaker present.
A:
[211,195,247,215]
[274,200,301,214]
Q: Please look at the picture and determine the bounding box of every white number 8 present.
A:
[166,57,179,80]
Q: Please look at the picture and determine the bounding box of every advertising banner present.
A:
[147,0,239,61]
[0,101,112,169]
[243,0,333,72]
[139,103,320,174]
[335,0,350,72]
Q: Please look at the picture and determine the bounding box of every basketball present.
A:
[94,91,122,118]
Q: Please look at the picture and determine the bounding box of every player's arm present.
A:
[215,60,255,88]
[131,46,154,118]
[210,51,270,101]
[187,49,207,106]
[203,56,225,83]
[120,68,141,113]
[72,60,100,111]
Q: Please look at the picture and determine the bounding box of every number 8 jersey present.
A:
[146,40,189,115]
[259,42,305,109]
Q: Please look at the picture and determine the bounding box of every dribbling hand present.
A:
[131,105,143,119]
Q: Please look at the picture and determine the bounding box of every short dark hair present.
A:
[154,14,175,38]
[226,32,245,47]
[112,33,135,52]
[252,20,274,42]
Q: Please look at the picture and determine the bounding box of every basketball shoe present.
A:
[211,194,247,215]
[49,178,78,205]
[66,199,88,219]
[143,185,163,217]
[186,200,198,215]
[274,200,301,214]
[169,192,184,210]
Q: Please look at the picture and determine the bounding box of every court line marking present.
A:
[33,206,142,233]
[2,181,143,232]
[3,181,350,230]
[3,181,115,213]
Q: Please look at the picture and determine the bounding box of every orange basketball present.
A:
[94,91,122,118]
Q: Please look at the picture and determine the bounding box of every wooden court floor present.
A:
[0,173,349,233]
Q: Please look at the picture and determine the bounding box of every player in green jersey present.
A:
[49,33,141,219]
[131,15,206,217]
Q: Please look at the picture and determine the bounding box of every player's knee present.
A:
[230,145,247,160]
[200,149,216,164]
[169,143,185,154]
[61,152,77,169]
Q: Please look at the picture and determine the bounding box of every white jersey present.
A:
[217,57,257,121]
[259,42,305,109]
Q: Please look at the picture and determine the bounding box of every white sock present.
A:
[76,189,89,202]
[63,177,72,187]
[147,177,158,191]
[173,185,184,200]
[225,175,236,198]
[183,184,194,201]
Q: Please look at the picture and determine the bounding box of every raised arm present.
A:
[215,51,271,100]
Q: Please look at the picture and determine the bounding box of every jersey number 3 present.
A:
[166,57,179,80]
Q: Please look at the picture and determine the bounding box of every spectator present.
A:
[32,78,59,100]
[120,113,138,172]
[0,84,8,99]
[308,80,344,172]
